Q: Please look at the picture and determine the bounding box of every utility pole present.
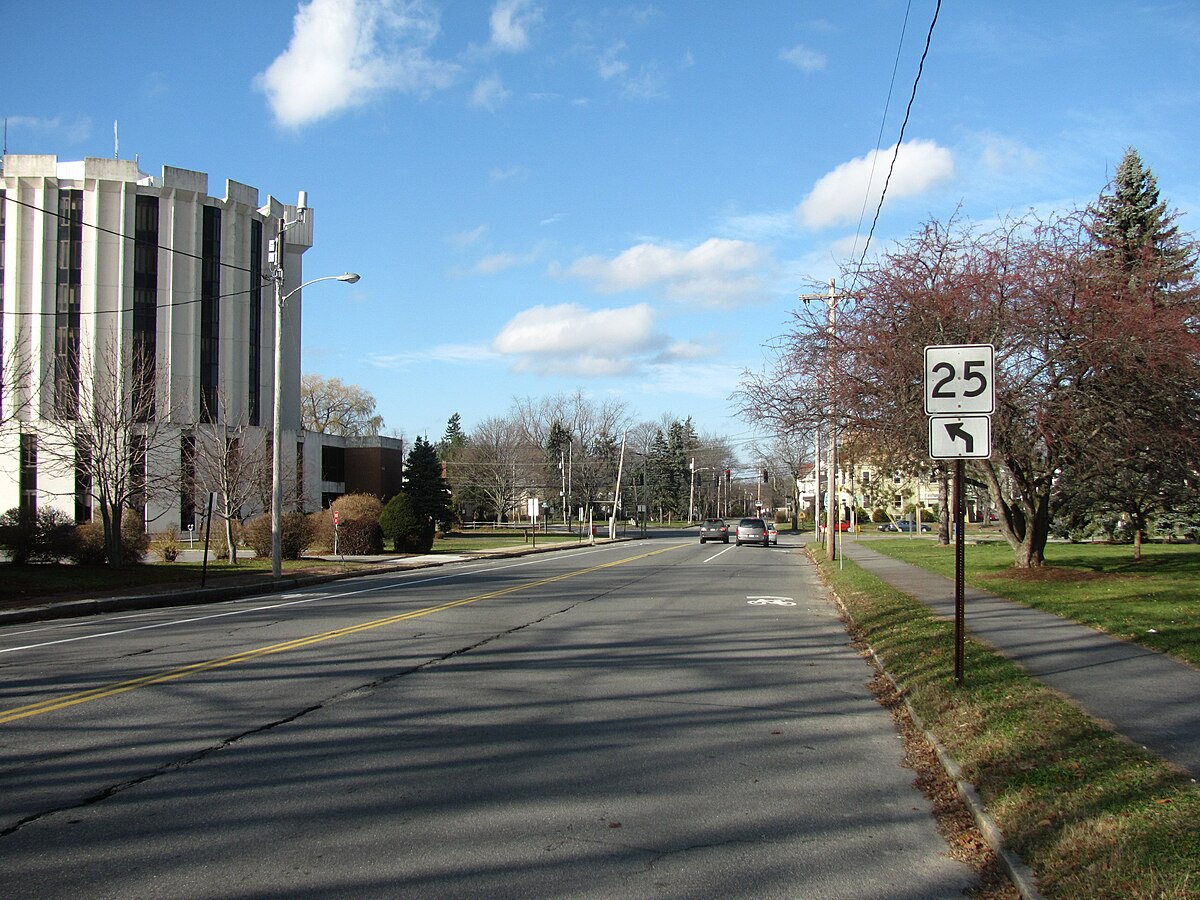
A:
[800,278,844,561]
[688,457,695,525]
[609,431,627,539]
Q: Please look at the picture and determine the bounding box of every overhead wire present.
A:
[846,0,943,293]
[0,192,275,319]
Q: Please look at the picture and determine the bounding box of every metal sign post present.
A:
[925,344,995,686]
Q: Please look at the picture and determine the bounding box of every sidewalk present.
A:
[838,540,1200,779]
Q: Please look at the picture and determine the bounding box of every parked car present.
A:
[736,517,769,547]
[699,519,729,544]
[878,520,931,533]
[766,522,779,545]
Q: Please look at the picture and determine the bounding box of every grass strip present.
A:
[813,548,1200,899]
[862,539,1200,668]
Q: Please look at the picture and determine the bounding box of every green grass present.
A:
[814,547,1200,899]
[862,538,1200,668]
[431,530,585,553]
[0,530,589,607]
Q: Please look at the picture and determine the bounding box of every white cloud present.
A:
[256,0,459,128]
[796,139,955,229]
[490,164,528,181]
[447,224,489,248]
[490,0,541,52]
[598,43,629,80]
[369,343,498,369]
[492,303,666,376]
[471,73,510,111]
[564,238,771,307]
[471,242,545,274]
[779,44,827,72]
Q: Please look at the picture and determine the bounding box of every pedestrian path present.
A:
[838,540,1200,779]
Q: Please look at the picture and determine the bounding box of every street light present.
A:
[269,195,361,577]
[270,272,359,577]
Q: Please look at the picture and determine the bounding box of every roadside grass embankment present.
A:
[813,546,1200,899]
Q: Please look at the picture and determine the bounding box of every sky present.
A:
[5,1,1200,452]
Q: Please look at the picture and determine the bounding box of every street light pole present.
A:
[268,197,360,577]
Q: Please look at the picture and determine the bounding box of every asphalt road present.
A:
[0,533,977,898]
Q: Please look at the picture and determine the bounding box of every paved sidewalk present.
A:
[838,540,1200,779]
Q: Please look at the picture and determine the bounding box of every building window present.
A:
[19,433,37,514]
[75,447,92,524]
[180,432,196,530]
[322,445,346,483]
[129,433,147,528]
[248,218,263,426]
[296,441,305,513]
[200,205,221,422]
[133,195,159,421]
[54,189,83,419]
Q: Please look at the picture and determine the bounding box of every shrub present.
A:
[156,525,181,562]
[0,507,77,564]
[380,493,434,553]
[336,517,384,555]
[331,493,383,524]
[243,512,313,560]
[69,509,150,566]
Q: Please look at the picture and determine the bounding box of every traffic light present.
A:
[725,468,731,482]
[762,469,769,483]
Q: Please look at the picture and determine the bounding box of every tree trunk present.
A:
[937,470,950,546]
[224,516,239,566]
[102,502,123,569]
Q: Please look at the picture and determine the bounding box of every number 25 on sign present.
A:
[924,344,995,415]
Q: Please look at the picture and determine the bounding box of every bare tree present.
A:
[301,373,384,436]
[193,393,272,565]
[38,341,178,567]
[452,414,529,524]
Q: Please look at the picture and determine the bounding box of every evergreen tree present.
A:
[1090,148,1193,294]
[439,412,468,459]
[404,436,453,530]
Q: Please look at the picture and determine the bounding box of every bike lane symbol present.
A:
[747,596,796,607]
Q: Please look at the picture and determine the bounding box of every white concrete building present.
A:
[0,154,315,530]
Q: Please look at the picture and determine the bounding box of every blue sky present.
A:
[6,1,1200,447]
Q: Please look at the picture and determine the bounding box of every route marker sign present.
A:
[924,344,995,415]
[923,343,996,686]
[925,344,994,461]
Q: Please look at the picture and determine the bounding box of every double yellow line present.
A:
[0,542,687,725]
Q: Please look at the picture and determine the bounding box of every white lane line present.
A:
[703,544,736,563]
[0,542,653,655]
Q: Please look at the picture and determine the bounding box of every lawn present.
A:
[0,530,589,609]
[814,548,1200,898]
[862,538,1200,668]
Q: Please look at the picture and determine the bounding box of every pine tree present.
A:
[439,413,467,459]
[404,436,453,530]
[1090,148,1192,295]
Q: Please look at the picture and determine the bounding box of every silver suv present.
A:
[735,517,769,547]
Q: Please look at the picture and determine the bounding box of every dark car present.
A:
[736,517,769,547]
[699,519,729,544]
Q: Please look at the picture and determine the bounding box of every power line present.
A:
[848,0,942,292]
[2,192,261,278]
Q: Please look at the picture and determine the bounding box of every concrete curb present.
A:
[812,550,1045,900]
[0,537,626,628]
